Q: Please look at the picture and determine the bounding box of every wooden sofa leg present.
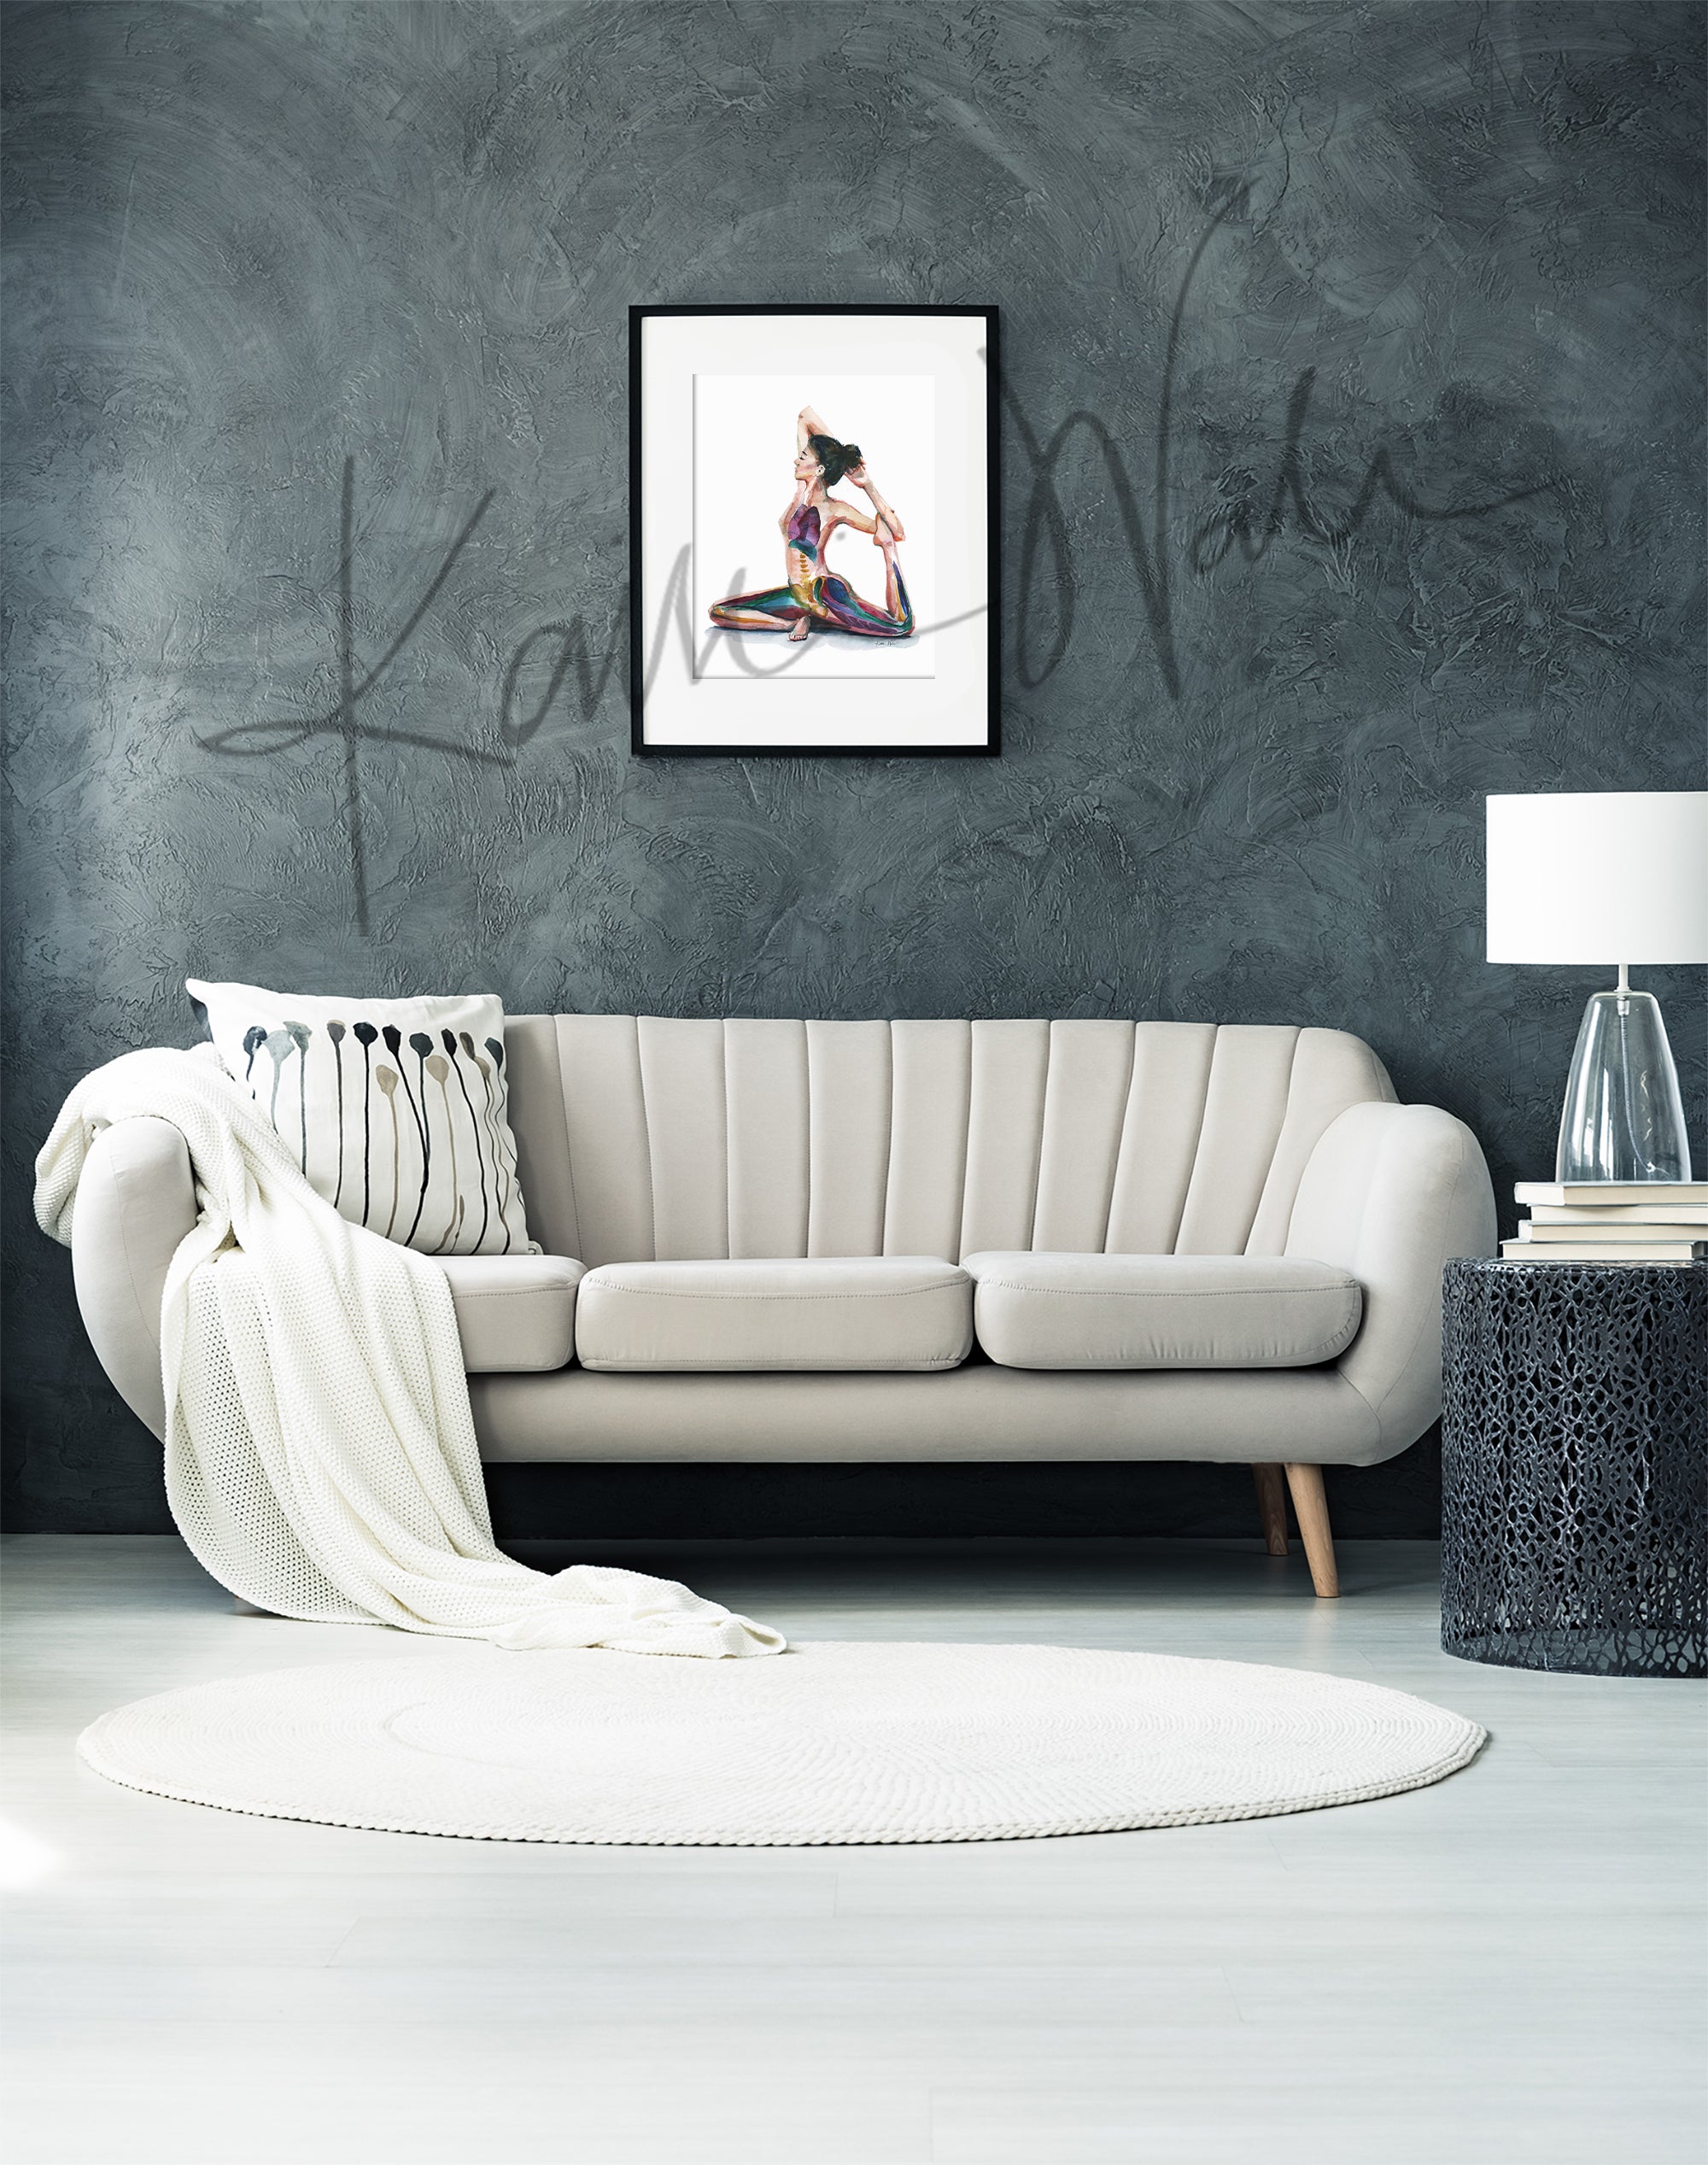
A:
[1252,1464,1290,1556]
[1283,1464,1339,1598]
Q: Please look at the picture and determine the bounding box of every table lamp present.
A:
[1487,791,1708,1183]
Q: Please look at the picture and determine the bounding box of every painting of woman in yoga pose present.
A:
[708,405,915,643]
[632,305,995,751]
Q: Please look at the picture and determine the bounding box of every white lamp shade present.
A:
[1486,792,1708,965]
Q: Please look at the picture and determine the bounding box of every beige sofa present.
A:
[70,1015,1497,1597]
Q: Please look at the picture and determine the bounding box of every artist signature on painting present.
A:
[201,180,1561,926]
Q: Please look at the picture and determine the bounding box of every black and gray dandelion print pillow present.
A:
[186,979,536,1257]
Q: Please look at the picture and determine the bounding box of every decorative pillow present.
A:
[186,980,537,1256]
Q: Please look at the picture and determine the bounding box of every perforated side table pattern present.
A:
[1441,1258,1706,1677]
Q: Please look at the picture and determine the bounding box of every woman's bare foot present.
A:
[787,617,810,641]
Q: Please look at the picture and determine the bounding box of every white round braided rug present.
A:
[76,1642,1485,1846]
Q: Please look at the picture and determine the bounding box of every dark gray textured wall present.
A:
[3,0,1703,1536]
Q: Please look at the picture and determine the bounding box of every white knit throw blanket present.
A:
[35,1046,785,1659]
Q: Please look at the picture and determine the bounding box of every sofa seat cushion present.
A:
[962,1252,1362,1371]
[436,1254,583,1373]
[574,1257,974,1372]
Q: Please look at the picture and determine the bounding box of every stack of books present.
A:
[1502,1182,1708,1263]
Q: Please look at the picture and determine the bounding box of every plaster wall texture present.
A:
[3,1,1703,1534]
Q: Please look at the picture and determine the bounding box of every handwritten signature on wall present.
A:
[199,184,1560,931]
[197,458,618,935]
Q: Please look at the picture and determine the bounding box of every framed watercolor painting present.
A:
[629,305,998,757]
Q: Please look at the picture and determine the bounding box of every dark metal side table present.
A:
[1440,1258,1706,1677]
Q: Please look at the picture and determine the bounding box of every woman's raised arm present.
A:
[822,499,879,541]
[797,405,828,454]
[847,459,904,544]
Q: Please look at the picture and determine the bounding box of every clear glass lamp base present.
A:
[1556,980,1693,1183]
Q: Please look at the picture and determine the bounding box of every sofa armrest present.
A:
[1284,1101,1496,1460]
[70,1117,198,1442]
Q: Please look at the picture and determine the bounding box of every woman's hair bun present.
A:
[809,432,861,488]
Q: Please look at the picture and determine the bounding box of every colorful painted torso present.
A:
[785,501,821,563]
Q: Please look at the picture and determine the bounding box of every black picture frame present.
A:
[629,304,1000,758]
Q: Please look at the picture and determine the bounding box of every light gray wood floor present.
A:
[3,1532,1704,2165]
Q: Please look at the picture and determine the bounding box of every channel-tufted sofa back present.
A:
[501,1017,1398,1269]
